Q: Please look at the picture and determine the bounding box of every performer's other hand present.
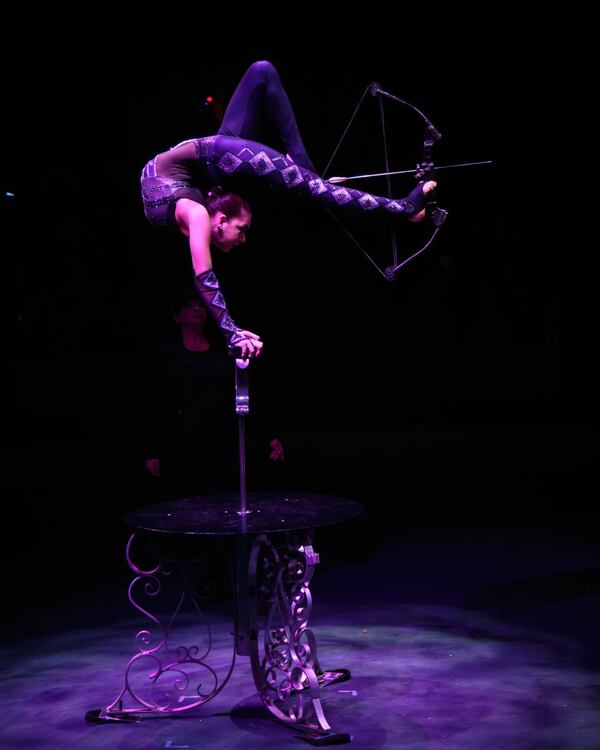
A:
[269,438,285,461]
[144,458,161,477]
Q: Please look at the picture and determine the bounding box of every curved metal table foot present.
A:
[247,531,352,742]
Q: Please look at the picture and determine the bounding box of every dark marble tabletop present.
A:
[125,491,364,536]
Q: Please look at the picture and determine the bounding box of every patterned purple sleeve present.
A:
[194,270,245,346]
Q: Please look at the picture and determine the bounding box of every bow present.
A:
[322,81,449,281]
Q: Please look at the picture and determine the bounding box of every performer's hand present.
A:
[328,176,347,184]
[236,330,263,358]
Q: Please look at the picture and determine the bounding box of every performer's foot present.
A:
[404,180,437,223]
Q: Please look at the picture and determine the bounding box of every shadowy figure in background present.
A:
[142,290,284,500]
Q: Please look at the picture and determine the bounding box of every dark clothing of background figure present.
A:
[143,339,274,500]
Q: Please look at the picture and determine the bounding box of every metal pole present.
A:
[234,356,252,517]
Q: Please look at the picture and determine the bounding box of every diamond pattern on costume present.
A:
[358,193,379,210]
[201,271,219,289]
[281,165,304,188]
[249,151,276,175]
[331,188,353,205]
[212,291,226,309]
[219,312,237,332]
[197,139,422,224]
[194,270,239,345]
[218,152,243,174]
[309,178,328,196]
[385,201,405,213]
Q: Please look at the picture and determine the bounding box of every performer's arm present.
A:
[175,200,262,358]
[175,199,212,274]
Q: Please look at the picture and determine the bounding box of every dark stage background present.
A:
[4,26,598,646]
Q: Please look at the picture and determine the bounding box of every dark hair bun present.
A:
[205,187,251,219]
[207,185,225,199]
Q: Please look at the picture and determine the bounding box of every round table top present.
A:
[125,491,364,536]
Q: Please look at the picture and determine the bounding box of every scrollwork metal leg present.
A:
[247,531,351,742]
[87,531,236,722]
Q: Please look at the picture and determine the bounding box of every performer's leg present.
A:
[218,61,316,172]
[207,136,430,220]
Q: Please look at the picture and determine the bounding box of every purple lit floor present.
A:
[2,504,600,749]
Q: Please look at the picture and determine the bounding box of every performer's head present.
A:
[206,186,251,253]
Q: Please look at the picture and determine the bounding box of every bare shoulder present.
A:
[174,199,210,234]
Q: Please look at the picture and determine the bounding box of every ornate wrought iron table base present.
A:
[87,493,362,744]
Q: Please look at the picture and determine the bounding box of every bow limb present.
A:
[321,82,449,280]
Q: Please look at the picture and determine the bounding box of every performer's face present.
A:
[214,210,252,252]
